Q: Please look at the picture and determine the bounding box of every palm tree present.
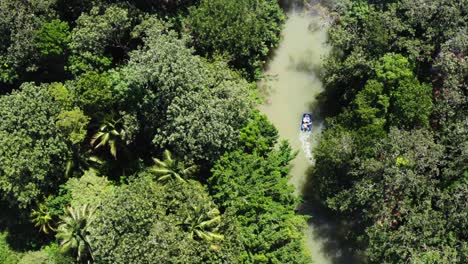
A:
[31,204,55,234]
[181,206,224,249]
[90,119,122,160]
[56,204,95,263]
[65,148,107,177]
[150,149,198,183]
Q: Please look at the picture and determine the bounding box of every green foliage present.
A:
[314,126,467,263]
[68,5,132,75]
[120,0,195,13]
[18,250,49,264]
[0,62,18,85]
[90,119,123,159]
[70,5,131,53]
[0,0,55,84]
[74,71,114,116]
[0,83,71,208]
[239,111,279,156]
[63,169,114,209]
[374,53,414,84]
[210,141,309,263]
[56,108,90,145]
[318,1,467,263]
[90,176,242,263]
[42,243,74,264]
[48,82,74,109]
[56,205,95,263]
[372,54,434,128]
[389,77,433,128]
[155,73,253,161]
[188,0,285,78]
[433,32,468,127]
[342,129,465,263]
[31,204,55,235]
[150,150,198,183]
[67,52,112,76]
[35,19,70,56]
[354,80,389,122]
[310,123,356,201]
[1,240,72,264]
[0,232,21,264]
[353,80,388,155]
[119,20,253,161]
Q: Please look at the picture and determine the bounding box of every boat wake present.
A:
[299,132,314,163]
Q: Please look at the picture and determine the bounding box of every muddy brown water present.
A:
[259,8,362,264]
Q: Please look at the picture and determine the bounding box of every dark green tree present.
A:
[0,0,55,85]
[188,0,285,78]
[73,71,114,117]
[210,141,310,263]
[68,5,132,75]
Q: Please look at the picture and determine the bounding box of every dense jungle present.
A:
[0,0,466,263]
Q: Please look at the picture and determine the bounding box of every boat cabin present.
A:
[300,113,312,132]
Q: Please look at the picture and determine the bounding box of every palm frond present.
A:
[109,139,117,159]
[110,129,120,136]
[152,158,167,168]
[151,168,173,175]
[163,149,172,162]
[198,216,221,228]
[94,133,110,149]
[203,231,224,241]
[65,159,74,177]
[173,173,186,183]
[157,174,172,182]
[90,131,105,146]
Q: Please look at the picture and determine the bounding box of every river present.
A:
[259,2,361,264]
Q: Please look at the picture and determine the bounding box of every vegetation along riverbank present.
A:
[0,0,466,263]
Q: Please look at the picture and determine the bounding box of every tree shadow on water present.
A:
[298,165,366,264]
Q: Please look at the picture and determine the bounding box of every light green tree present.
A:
[56,107,90,145]
[35,19,70,56]
[64,169,115,209]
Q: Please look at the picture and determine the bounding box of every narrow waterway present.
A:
[259,3,360,264]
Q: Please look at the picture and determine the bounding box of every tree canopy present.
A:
[90,175,242,263]
[188,0,285,78]
[1,0,464,263]
[312,0,468,263]
[0,83,71,208]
